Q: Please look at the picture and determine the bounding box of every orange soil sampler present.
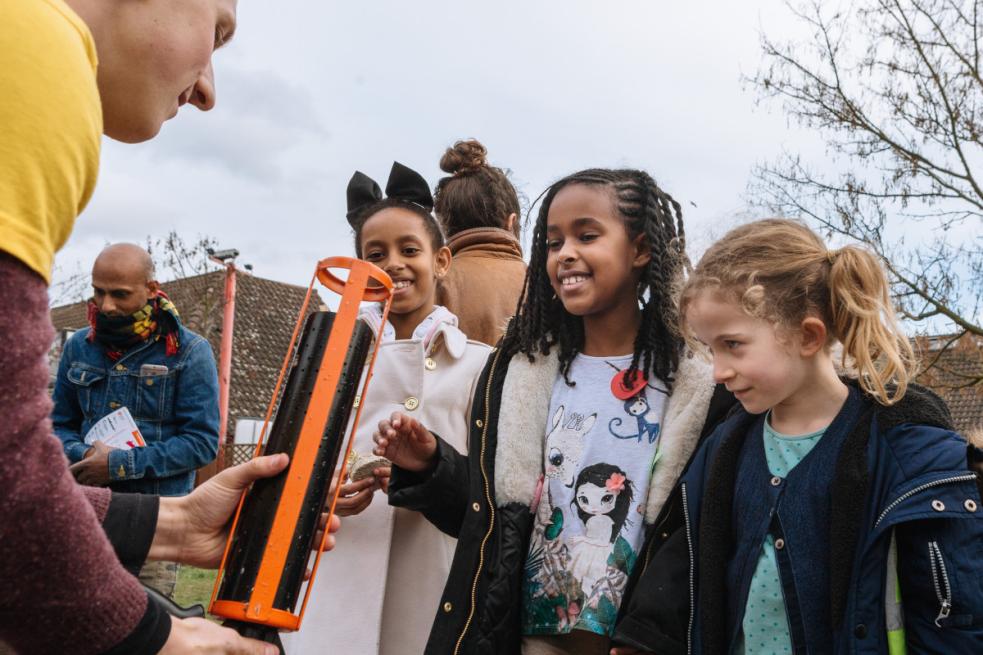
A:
[208,257,392,649]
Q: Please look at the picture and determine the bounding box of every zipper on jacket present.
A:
[681,482,695,655]
[928,541,952,628]
[874,474,977,528]
[453,348,502,655]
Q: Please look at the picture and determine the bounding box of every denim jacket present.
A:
[52,325,220,496]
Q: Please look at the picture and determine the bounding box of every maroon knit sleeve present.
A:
[0,254,159,654]
[82,485,112,522]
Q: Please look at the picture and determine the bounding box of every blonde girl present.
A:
[612,218,983,655]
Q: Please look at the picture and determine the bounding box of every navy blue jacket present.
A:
[52,325,220,496]
[614,383,983,654]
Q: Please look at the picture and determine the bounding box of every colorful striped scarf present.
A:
[87,291,181,361]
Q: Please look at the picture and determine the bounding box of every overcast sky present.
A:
[53,1,824,300]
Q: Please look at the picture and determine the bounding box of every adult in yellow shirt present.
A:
[0,0,232,284]
[0,2,304,654]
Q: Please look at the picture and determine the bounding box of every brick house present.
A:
[915,333,983,439]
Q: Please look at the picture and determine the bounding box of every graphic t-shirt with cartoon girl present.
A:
[521,354,667,638]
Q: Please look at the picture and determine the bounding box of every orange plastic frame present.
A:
[209,257,393,631]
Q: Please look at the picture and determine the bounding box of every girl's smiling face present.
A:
[359,207,450,337]
[576,481,618,516]
[545,184,650,320]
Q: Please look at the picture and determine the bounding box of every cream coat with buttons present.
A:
[283,319,491,655]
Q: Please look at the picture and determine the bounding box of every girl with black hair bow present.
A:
[283,162,491,655]
[373,169,734,655]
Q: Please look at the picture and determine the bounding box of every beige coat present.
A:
[283,318,491,655]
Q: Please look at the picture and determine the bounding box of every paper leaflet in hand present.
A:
[83,407,146,450]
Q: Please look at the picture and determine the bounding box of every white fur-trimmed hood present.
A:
[494,350,715,524]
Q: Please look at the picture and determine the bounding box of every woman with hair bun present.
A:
[434,138,527,345]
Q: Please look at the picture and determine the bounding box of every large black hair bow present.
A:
[346,161,434,225]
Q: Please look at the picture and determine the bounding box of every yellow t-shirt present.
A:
[0,0,101,283]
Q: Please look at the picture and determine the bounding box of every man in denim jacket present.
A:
[53,243,220,495]
[51,243,220,596]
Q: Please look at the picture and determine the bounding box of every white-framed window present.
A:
[234,417,265,445]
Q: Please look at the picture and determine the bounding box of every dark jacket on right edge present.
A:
[613,382,983,655]
[389,346,734,655]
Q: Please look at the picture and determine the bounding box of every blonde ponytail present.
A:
[828,247,915,405]
[680,218,915,406]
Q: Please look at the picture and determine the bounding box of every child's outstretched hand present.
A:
[373,412,437,473]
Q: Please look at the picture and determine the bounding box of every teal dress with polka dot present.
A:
[736,416,826,655]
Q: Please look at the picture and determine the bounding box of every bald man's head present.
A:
[91,243,160,317]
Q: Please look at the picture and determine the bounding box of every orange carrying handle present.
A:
[208,257,393,631]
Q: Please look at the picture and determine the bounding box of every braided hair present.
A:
[503,168,687,390]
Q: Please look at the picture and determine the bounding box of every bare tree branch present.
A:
[747,0,983,386]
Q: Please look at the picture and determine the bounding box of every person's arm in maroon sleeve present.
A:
[0,255,325,655]
[0,254,163,654]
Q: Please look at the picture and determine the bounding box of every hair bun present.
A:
[440,139,488,175]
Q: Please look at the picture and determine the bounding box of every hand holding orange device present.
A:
[207,257,392,650]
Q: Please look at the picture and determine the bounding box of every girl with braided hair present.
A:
[373,168,734,655]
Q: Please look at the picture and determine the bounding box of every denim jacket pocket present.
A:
[66,364,105,418]
[132,368,176,421]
